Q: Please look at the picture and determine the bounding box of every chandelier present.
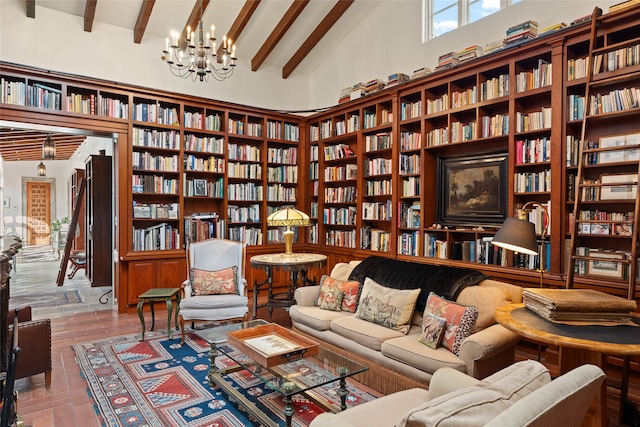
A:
[162,11,237,82]
[43,133,55,159]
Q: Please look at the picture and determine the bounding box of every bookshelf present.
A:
[4,5,640,309]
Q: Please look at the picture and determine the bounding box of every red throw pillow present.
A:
[315,275,360,313]
[423,292,478,355]
[190,266,238,296]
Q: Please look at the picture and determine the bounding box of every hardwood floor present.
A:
[12,304,640,427]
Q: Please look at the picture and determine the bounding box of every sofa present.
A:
[290,256,523,394]
[309,360,606,427]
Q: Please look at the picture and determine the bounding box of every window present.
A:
[423,0,521,41]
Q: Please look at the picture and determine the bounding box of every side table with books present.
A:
[495,301,640,427]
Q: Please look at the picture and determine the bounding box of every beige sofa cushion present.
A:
[330,261,360,281]
[289,305,353,331]
[330,315,405,351]
[395,359,551,427]
[456,285,511,332]
[381,333,467,373]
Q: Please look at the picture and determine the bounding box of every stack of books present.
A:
[411,67,432,80]
[484,39,505,55]
[365,78,386,94]
[435,51,459,71]
[386,73,410,88]
[522,288,637,324]
[458,45,484,63]
[505,20,538,46]
[338,82,366,104]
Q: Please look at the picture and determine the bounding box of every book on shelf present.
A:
[609,0,640,13]
[411,67,432,80]
[538,22,567,36]
[243,334,301,357]
[522,288,637,324]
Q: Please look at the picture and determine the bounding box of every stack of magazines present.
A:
[522,288,637,324]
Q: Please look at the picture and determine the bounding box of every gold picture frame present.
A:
[587,250,625,279]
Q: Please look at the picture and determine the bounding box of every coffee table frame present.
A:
[193,321,367,427]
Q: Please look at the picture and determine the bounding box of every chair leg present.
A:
[180,317,185,345]
[45,370,52,390]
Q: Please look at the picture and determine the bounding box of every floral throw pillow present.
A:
[315,275,361,313]
[418,312,447,349]
[317,288,345,311]
[423,292,478,355]
[190,266,238,296]
[354,277,420,333]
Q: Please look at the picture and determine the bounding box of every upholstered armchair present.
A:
[179,239,249,344]
[7,306,52,390]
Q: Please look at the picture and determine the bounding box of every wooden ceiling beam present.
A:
[134,0,156,44]
[26,0,35,18]
[217,0,261,59]
[251,0,309,72]
[84,0,97,32]
[282,0,353,79]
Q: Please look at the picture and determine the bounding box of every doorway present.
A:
[25,180,53,245]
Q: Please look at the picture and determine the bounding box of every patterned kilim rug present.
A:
[9,290,83,307]
[73,330,379,426]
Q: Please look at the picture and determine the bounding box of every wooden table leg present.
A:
[166,296,173,340]
[558,347,606,427]
[137,299,146,341]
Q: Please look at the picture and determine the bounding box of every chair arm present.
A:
[458,324,521,378]
[181,279,191,299]
[10,319,52,380]
[238,278,248,297]
[428,367,480,400]
[294,285,320,307]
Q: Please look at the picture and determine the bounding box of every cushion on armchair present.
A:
[395,360,551,427]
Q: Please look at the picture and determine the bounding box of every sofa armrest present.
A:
[428,367,481,400]
[10,319,52,389]
[294,285,320,307]
[458,324,521,378]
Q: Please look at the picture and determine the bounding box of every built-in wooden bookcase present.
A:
[266,118,300,245]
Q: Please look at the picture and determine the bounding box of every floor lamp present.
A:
[491,201,550,288]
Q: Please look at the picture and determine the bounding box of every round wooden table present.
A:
[495,303,640,427]
[250,253,327,319]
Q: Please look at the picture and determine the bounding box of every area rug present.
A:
[73,330,379,427]
[9,290,83,307]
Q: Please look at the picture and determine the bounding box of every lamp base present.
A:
[283,228,294,256]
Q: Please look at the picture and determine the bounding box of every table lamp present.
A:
[492,201,549,287]
[267,207,310,256]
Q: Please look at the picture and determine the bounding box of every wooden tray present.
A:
[227,323,319,368]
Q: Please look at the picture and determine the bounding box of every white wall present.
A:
[308,0,617,109]
[1,0,618,111]
[0,0,312,111]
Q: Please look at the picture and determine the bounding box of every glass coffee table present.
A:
[193,321,368,427]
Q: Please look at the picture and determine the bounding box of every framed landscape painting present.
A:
[437,152,508,226]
